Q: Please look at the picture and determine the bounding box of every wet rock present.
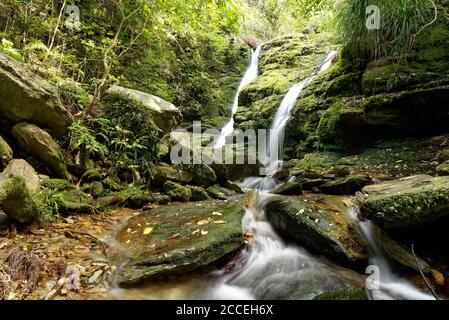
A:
[209,164,229,184]
[151,163,193,186]
[273,182,303,195]
[106,85,182,134]
[189,186,211,201]
[12,123,68,178]
[436,160,449,176]
[265,194,368,265]
[125,193,154,209]
[223,180,244,194]
[0,135,13,169]
[300,178,327,191]
[0,159,41,223]
[207,185,236,200]
[151,194,170,204]
[320,174,374,195]
[163,181,191,202]
[361,175,449,232]
[0,52,73,138]
[115,200,245,286]
[273,169,290,180]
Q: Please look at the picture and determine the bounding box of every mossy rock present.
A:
[12,123,68,178]
[313,287,368,300]
[102,176,123,191]
[82,169,102,182]
[163,181,191,202]
[54,189,94,213]
[436,161,449,176]
[115,200,245,286]
[189,186,211,201]
[0,135,13,169]
[187,164,217,188]
[81,181,104,198]
[207,185,236,200]
[42,178,74,191]
[151,163,193,186]
[273,182,303,195]
[361,175,449,232]
[320,174,373,195]
[265,194,368,266]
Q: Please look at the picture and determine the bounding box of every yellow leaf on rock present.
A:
[143,227,153,235]
[212,212,222,216]
[201,230,208,235]
[192,229,200,235]
[213,220,227,224]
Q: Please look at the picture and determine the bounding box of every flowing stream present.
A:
[214,45,263,149]
[115,49,433,300]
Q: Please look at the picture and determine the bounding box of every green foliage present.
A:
[34,189,62,222]
[335,0,446,61]
[0,38,22,60]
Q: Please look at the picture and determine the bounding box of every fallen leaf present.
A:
[143,227,153,235]
[213,220,227,224]
[197,220,209,226]
[201,230,209,235]
[170,234,180,239]
[192,229,200,235]
[212,212,222,216]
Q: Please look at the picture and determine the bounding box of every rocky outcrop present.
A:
[163,181,191,202]
[361,175,449,232]
[12,123,68,178]
[115,200,244,286]
[265,194,368,266]
[0,53,73,138]
[0,159,40,223]
[0,135,13,169]
[106,85,182,134]
[151,163,193,186]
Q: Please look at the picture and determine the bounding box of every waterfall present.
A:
[349,209,434,300]
[264,50,338,176]
[214,45,263,149]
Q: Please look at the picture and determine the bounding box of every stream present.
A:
[113,47,433,301]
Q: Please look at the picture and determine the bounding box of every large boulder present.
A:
[0,159,40,223]
[265,194,368,266]
[163,181,191,202]
[151,163,193,186]
[106,85,182,134]
[187,164,217,188]
[0,53,73,138]
[12,123,68,178]
[361,175,449,232]
[0,135,13,169]
[115,200,245,286]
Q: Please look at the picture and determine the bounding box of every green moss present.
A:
[81,181,104,198]
[42,179,73,191]
[163,181,192,202]
[436,161,449,176]
[1,176,37,223]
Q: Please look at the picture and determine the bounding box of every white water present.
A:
[264,50,338,176]
[214,45,263,149]
[349,209,434,300]
[204,49,433,301]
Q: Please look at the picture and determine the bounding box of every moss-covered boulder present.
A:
[436,161,449,176]
[115,200,245,286]
[207,185,236,200]
[273,181,303,195]
[187,164,217,187]
[53,189,94,213]
[0,53,73,138]
[0,159,41,223]
[361,175,449,232]
[12,123,68,178]
[0,135,13,169]
[189,186,211,201]
[42,178,73,191]
[265,194,368,266]
[163,181,191,201]
[320,174,373,195]
[81,169,102,182]
[81,181,104,198]
[151,163,193,186]
[106,85,182,135]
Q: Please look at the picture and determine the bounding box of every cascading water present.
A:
[242,50,338,190]
[214,45,263,149]
[349,208,434,300]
